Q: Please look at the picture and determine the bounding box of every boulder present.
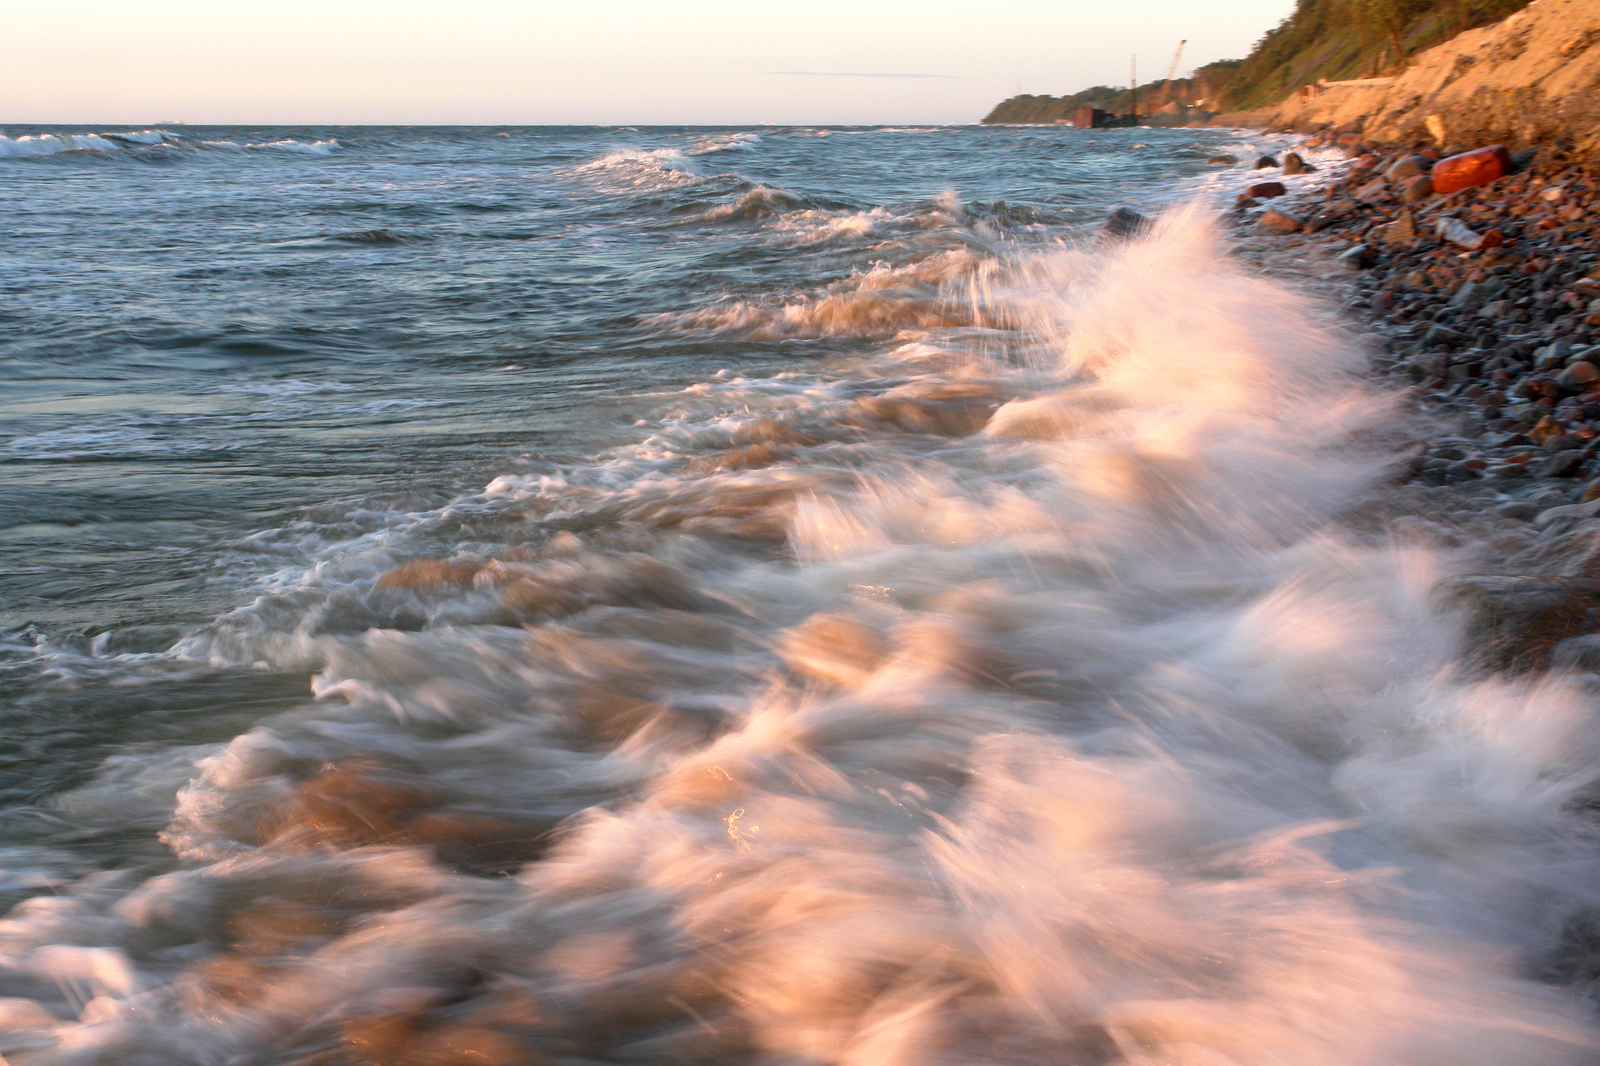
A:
[1282,152,1315,175]
[1208,154,1239,164]
[1246,181,1287,199]
[1100,206,1149,240]
[1254,154,1280,169]
[1430,145,1512,195]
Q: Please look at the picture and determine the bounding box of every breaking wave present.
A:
[4,206,1599,1064]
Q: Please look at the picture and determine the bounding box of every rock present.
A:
[1208,154,1239,164]
[1246,181,1287,199]
[1436,216,1490,250]
[1386,155,1433,182]
[1100,206,1149,240]
[1451,279,1501,310]
[1399,173,1434,204]
[1254,155,1280,169]
[1551,633,1600,671]
[1355,177,1391,203]
[1259,208,1303,234]
[1423,322,1468,347]
[1536,449,1587,478]
[1560,361,1599,389]
[1440,575,1600,672]
[1510,146,1539,173]
[1377,210,1418,246]
[1336,243,1374,270]
[1431,145,1513,195]
[1282,152,1315,175]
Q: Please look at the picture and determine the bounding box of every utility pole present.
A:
[1130,54,1138,126]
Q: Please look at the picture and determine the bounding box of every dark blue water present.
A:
[3,125,1595,1066]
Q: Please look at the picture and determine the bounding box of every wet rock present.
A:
[1100,206,1149,240]
[1431,145,1512,195]
[1254,155,1280,169]
[1208,154,1239,164]
[1536,450,1588,478]
[1258,208,1304,234]
[1336,243,1375,270]
[1282,152,1315,175]
[1246,181,1287,199]
[1440,575,1600,672]
[1510,146,1539,173]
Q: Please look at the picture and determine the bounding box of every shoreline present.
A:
[1220,134,1600,672]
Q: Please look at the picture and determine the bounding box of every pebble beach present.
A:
[1229,133,1600,673]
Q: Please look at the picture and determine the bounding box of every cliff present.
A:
[1269,0,1600,153]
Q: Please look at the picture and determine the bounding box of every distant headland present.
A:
[981,0,1534,128]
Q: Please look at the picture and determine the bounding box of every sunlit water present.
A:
[2,124,1598,1065]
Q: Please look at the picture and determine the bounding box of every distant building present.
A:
[1071,107,1112,128]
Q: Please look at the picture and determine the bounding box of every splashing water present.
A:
[3,199,1599,1066]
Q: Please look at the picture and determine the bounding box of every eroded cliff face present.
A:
[1271,0,1600,152]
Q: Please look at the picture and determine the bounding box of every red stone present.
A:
[1247,181,1287,199]
[1258,208,1303,234]
[1430,145,1512,195]
[1480,229,1505,249]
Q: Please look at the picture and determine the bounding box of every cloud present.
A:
[768,71,957,79]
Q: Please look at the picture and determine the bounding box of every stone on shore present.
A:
[1254,155,1279,169]
[1283,152,1314,175]
[1258,207,1303,234]
[1247,181,1287,200]
[1399,174,1433,203]
[1431,145,1512,195]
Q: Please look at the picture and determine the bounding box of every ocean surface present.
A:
[2,124,1598,1065]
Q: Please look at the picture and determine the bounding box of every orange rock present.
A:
[1258,208,1303,234]
[1246,181,1286,199]
[1430,145,1512,195]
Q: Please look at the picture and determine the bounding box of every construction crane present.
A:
[1166,39,1187,84]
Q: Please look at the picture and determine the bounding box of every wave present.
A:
[0,130,340,160]
[696,184,809,222]
[689,132,762,155]
[4,207,1599,1065]
[573,146,707,190]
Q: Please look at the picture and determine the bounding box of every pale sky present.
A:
[6,0,1296,125]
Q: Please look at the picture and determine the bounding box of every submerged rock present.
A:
[1442,575,1600,672]
[1100,206,1150,240]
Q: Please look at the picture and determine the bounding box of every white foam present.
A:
[7,208,1599,1064]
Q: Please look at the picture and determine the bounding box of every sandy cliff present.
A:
[1269,0,1600,152]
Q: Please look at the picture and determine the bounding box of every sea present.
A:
[1,124,1598,1065]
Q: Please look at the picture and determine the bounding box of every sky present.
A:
[6,0,1297,126]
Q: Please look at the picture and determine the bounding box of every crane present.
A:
[1166,39,1187,84]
